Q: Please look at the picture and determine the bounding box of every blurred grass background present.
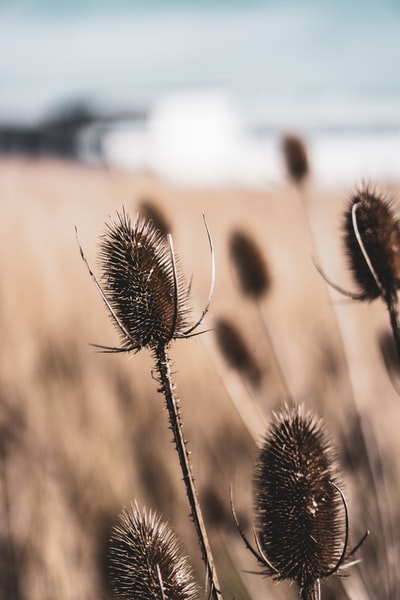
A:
[0,157,400,599]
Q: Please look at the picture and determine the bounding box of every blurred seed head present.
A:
[254,405,345,591]
[342,184,400,301]
[0,396,25,460]
[99,208,190,351]
[201,485,233,532]
[282,133,309,185]
[108,504,199,600]
[138,198,171,236]
[214,317,262,388]
[229,229,271,300]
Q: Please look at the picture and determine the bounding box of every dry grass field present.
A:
[0,157,400,600]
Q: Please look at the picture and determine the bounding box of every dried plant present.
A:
[229,229,271,300]
[317,184,400,361]
[69,181,391,600]
[77,209,221,600]
[108,503,199,600]
[234,405,366,600]
[214,317,262,389]
[6,151,400,600]
[228,227,290,400]
[282,133,310,186]
[96,209,191,352]
[342,185,400,302]
[138,198,171,236]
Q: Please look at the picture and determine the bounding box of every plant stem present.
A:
[386,294,400,363]
[256,301,292,402]
[155,343,222,600]
[301,580,320,600]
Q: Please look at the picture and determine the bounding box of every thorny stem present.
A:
[155,343,222,600]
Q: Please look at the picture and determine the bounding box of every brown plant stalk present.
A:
[76,209,221,600]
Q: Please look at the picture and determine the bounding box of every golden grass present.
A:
[0,157,400,599]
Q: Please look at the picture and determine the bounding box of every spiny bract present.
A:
[254,405,345,591]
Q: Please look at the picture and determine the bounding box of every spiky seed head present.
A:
[254,405,345,592]
[282,133,309,184]
[214,317,262,387]
[99,209,190,351]
[108,504,199,600]
[342,185,400,301]
[229,230,271,299]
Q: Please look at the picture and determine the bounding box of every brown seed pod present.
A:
[98,209,190,352]
[282,133,309,185]
[253,405,346,594]
[229,229,271,300]
[108,504,199,600]
[214,317,262,387]
[342,185,400,301]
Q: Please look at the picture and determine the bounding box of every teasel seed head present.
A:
[229,229,271,300]
[282,133,309,185]
[108,504,199,600]
[139,198,171,236]
[98,209,190,352]
[253,405,346,593]
[342,184,400,301]
[214,317,262,387]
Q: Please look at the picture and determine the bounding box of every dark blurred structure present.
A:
[0,100,147,163]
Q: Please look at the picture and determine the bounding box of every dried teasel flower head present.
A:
[342,184,400,302]
[98,209,191,352]
[282,133,310,185]
[229,229,271,300]
[214,317,262,387]
[253,405,347,595]
[138,198,171,236]
[108,504,199,600]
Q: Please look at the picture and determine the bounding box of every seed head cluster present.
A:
[342,185,400,301]
[108,504,199,600]
[99,209,190,351]
[254,405,345,592]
